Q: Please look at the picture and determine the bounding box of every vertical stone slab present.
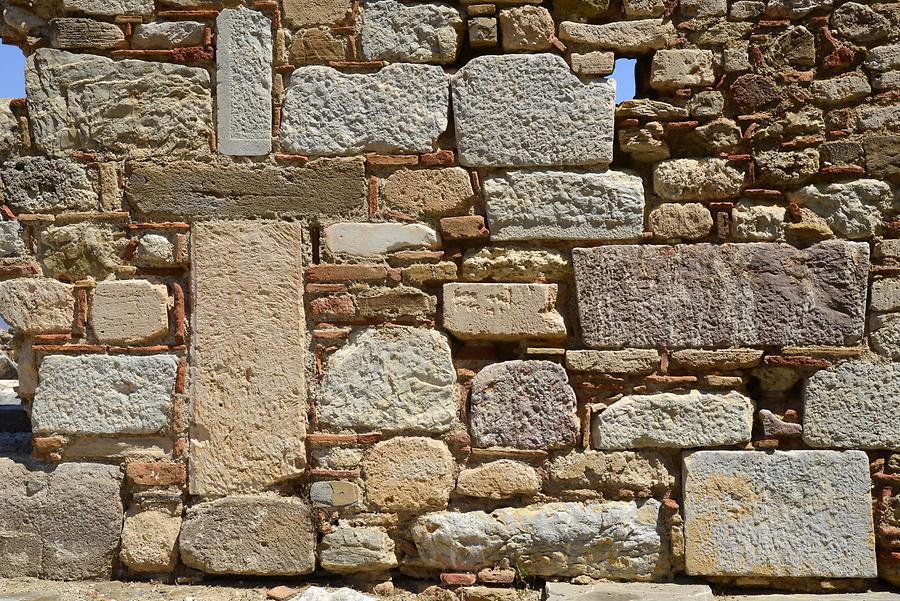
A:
[190,221,307,496]
[217,7,272,156]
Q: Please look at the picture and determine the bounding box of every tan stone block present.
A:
[668,348,764,371]
[566,349,660,375]
[120,509,181,573]
[283,0,353,27]
[499,6,556,52]
[0,278,74,334]
[456,460,541,499]
[91,279,168,344]
[443,283,567,341]
[290,27,346,65]
[363,437,455,513]
[382,168,475,217]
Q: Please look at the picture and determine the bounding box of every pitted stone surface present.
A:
[180,496,316,575]
[61,0,154,16]
[484,170,645,241]
[573,242,869,348]
[132,21,205,49]
[382,167,475,217]
[653,158,744,201]
[318,326,457,433]
[462,247,571,282]
[319,527,398,573]
[548,450,676,498]
[0,457,45,577]
[0,278,74,334]
[470,360,578,450]
[0,156,97,213]
[120,510,181,573]
[443,283,567,341]
[363,437,455,513]
[558,19,675,53]
[360,0,463,64]
[787,179,894,239]
[90,279,169,344]
[566,350,660,375]
[0,101,19,160]
[31,354,178,435]
[280,64,449,155]
[411,499,669,579]
[803,362,900,450]
[456,460,542,499]
[592,390,754,449]
[452,54,615,167]
[683,450,876,578]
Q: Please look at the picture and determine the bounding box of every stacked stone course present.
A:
[0,0,898,595]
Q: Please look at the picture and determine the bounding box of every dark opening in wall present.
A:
[0,319,26,436]
[0,43,26,98]
[610,58,637,103]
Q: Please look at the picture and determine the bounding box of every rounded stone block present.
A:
[362,437,455,513]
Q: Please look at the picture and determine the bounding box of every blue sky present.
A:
[611,58,636,103]
[0,43,26,98]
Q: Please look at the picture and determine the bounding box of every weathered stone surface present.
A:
[452,54,614,167]
[484,170,644,241]
[0,457,45,577]
[217,7,272,156]
[462,247,571,282]
[650,50,715,89]
[90,280,169,344]
[617,99,688,120]
[545,582,713,601]
[180,496,316,575]
[570,51,615,76]
[291,26,347,65]
[683,450,876,577]
[873,314,900,359]
[412,500,669,579]
[190,221,307,496]
[810,72,871,106]
[468,16,498,48]
[668,348,763,370]
[832,2,889,43]
[323,223,440,257]
[49,18,125,50]
[649,203,713,241]
[61,0,154,16]
[548,450,676,498]
[120,510,181,573]
[0,278,74,334]
[731,201,785,241]
[363,437,455,513]
[310,481,360,508]
[573,242,869,348]
[444,283,567,341]
[382,167,474,217]
[39,223,125,280]
[499,6,556,51]
[0,101,20,160]
[360,0,463,63]
[283,0,353,26]
[558,20,675,53]
[132,21,205,49]
[554,0,609,20]
[32,354,178,436]
[470,360,578,450]
[624,0,666,17]
[27,49,211,158]
[128,158,365,219]
[0,221,23,258]
[281,64,449,156]
[653,159,743,201]
[566,349,660,375]
[787,179,894,239]
[457,460,542,499]
[319,527,397,573]
[319,326,457,433]
[1,156,97,214]
[755,149,819,187]
[758,409,802,439]
[593,390,754,449]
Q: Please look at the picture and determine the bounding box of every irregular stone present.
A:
[688,91,725,118]
[27,49,211,158]
[296,588,376,601]
[732,3,766,20]
[0,221,25,257]
[649,203,713,242]
[569,51,615,76]
[0,278,74,334]
[730,73,781,112]
[456,460,542,499]
[217,7,272,156]
[755,149,819,186]
[120,510,181,573]
[180,496,316,575]
[131,21,205,49]
[548,450,676,498]
[461,247,571,282]
[323,223,440,257]
[832,2,890,43]
[696,118,742,153]
[319,527,397,573]
[411,499,669,579]
[484,169,644,241]
[573,242,869,348]
[190,221,307,496]
[764,0,831,18]
[309,481,360,508]
[452,54,614,167]
[355,286,436,323]
[856,104,900,133]
[444,283,567,341]
[319,326,457,433]
[360,0,463,64]
[810,72,871,106]
[624,0,666,17]
[758,409,802,438]
[558,20,675,54]
[680,0,725,16]
[871,313,900,359]
[565,349,660,375]
[31,354,178,436]
[462,586,538,601]
[0,101,20,160]
[61,0,154,16]
[291,27,347,65]
[48,17,124,50]
[593,390,754,449]
[90,280,168,344]
[281,64,449,156]
[499,6,556,51]
[873,70,900,92]
[363,437,455,513]
[554,0,609,20]
[468,17,498,47]
[0,457,45,577]
[133,234,175,267]
[731,201,785,241]
[127,158,366,220]
[382,167,474,217]
[1,156,97,214]
[283,0,353,26]
[4,5,47,34]
[650,50,715,89]
[768,25,816,68]
[683,450,876,577]
[668,348,763,370]
[470,360,578,450]
[866,44,900,72]
[619,122,670,162]
[787,179,894,239]
[39,223,125,279]
[653,158,743,201]
[616,99,689,120]
[545,582,713,601]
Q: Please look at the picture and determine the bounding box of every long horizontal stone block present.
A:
[545,582,713,601]
[443,283,567,341]
[360,0,464,64]
[573,241,869,348]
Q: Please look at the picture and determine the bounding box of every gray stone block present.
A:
[319,526,397,573]
[360,0,464,64]
[545,582,713,601]
[61,0,154,16]
[0,156,97,214]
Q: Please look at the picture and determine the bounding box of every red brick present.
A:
[306,264,400,284]
[126,462,187,487]
[420,149,456,166]
[441,573,477,586]
[309,295,355,319]
[440,215,490,241]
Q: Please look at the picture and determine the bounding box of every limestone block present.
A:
[617,99,689,120]
[731,201,785,241]
[873,315,900,357]
[866,44,900,72]
[382,167,475,217]
[803,362,900,450]
[323,223,440,257]
[548,450,676,498]
[469,17,498,47]
[545,582,713,601]
[360,0,463,63]
[755,149,819,187]
[573,242,869,348]
[787,179,894,239]
[810,72,871,105]
[283,0,353,26]
[363,437,455,513]
[668,348,763,370]
[134,234,175,267]
[120,510,181,573]
[592,390,754,449]
[49,18,125,50]
[216,7,272,156]
[683,450,876,577]
[871,278,900,312]
[484,170,645,241]
[831,2,889,43]
[291,26,347,65]
[0,278,74,334]
[0,156,97,214]
[39,222,125,280]
[280,64,449,155]
[461,247,571,282]
[565,349,660,375]
[190,221,307,496]
[470,360,578,450]
[411,499,669,579]
[180,496,316,575]
[856,104,900,134]
[650,50,716,89]
[0,222,23,258]
[90,280,169,344]
[499,6,556,52]
[132,21,205,49]
[62,0,154,16]
[319,527,397,573]
[0,457,45,577]
[649,202,713,241]
[444,283,567,341]
[558,20,675,54]
[318,326,457,433]
[452,54,614,167]
[32,354,178,435]
[570,51,615,76]
[456,460,542,499]
[653,158,743,201]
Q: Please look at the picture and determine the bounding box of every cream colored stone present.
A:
[443,283,567,341]
[283,0,353,26]
[382,168,475,217]
[324,223,441,257]
[91,279,169,344]
[461,247,571,282]
[566,349,660,375]
[0,278,74,334]
[650,203,713,242]
[363,437,455,513]
[120,510,181,573]
[456,460,541,499]
[499,6,556,51]
[668,348,764,370]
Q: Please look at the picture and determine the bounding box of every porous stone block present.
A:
[0,457,45,577]
[120,510,181,573]
[216,7,272,156]
[731,201,785,241]
[323,223,440,257]
[810,72,871,105]
[456,460,542,499]
[90,279,169,344]
[48,17,124,50]
[39,222,125,280]
[61,0,154,16]
[363,437,455,513]
[545,582,713,601]
[787,179,894,239]
[649,202,713,241]
[180,496,316,575]
[484,170,644,241]
[318,326,457,433]
[360,0,463,64]
[411,500,669,579]
[468,17,498,47]
[565,349,660,375]
[470,360,578,450]
[548,450,676,498]
[668,348,763,370]
[31,354,178,436]
[132,21,205,49]
[190,221,307,496]
[573,242,869,348]
[803,362,900,450]
[382,167,475,217]
[0,101,20,160]
[872,278,900,312]
[462,247,571,282]
[755,148,819,187]
[558,20,675,54]
[319,527,397,573]
[0,278,74,334]
[283,0,353,26]
[499,6,556,51]
[452,54,614,167]
[310,481,360,508]
[592,390,754,449]
[653,158,743,201]
[683,450,876,578]
[650,49,716,89]
[280,64,449,155]
[291,27,347,65]
[444,283,567,341]
[0,156,97,214]
[570,51,615,76]
[832,2,889,43]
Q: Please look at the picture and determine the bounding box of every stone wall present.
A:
[0,0,898,592]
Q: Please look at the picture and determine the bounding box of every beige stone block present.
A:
[456,460,541,499]
[0,278,74,334]
[566,349,660,375]
[91,279,169,344]
[120,509,181,573]
[382,167,475,217]
[363,437,455,513]
[668,348,764,370]
[283,0,353,27]
[443,283,567,341]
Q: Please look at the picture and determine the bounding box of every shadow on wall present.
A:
[0,43,26,98]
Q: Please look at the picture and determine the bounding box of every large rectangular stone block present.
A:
[190,221,307,496]
[443,283,567,341]
[573,241,869,348]
[683,450,876,578]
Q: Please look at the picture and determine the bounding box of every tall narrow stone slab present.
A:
[573,241,869,348]
[683,450,876,578]
[217,7,272,156]
[190,221,307,496]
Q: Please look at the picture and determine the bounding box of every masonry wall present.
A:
[0,0,898,591]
